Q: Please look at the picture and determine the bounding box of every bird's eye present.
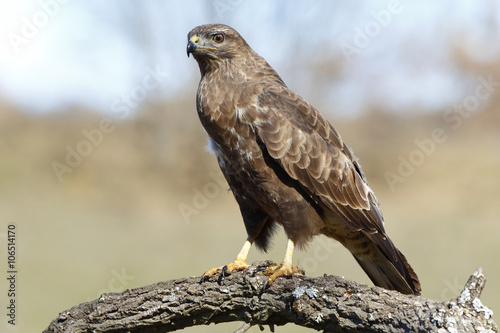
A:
[213,33,224,43]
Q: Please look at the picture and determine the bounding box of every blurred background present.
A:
[0,1,499,332]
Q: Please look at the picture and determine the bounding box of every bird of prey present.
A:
[187,23,421,295]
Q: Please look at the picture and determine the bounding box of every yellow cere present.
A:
[190,35,216,50]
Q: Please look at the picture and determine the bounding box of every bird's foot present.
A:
[263,262,304,285]
[201,259,249,283]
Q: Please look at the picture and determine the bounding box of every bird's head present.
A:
[187,24,250,70]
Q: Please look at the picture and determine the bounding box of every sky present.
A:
[0,0,499,117]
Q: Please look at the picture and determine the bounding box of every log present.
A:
[44,261,497,332]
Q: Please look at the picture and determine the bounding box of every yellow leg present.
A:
[264,239,304,285]
[202,239,252,280]
[234,239,252,263]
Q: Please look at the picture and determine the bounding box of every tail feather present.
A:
[397,249,421,294]
[354,245,421,295]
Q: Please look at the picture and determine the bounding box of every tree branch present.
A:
[44,261,497,333]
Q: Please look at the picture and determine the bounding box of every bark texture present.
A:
[44,261,497,333]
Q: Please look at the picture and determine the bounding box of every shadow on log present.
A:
[44,261,497,332]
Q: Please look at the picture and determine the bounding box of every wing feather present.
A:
[246,85,384,235]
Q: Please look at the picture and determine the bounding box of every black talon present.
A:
[218,265,229,284]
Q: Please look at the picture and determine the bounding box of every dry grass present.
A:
[0,98,498,332]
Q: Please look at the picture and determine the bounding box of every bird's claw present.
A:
[200,260,249,283]
[263,263,304,285]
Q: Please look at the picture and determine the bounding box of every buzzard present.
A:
[187,24,421,295]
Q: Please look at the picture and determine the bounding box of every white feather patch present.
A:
[206,137,225,166]
[205,137,217,154]
[236,107,246,119]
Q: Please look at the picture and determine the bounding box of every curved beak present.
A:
[187,39,198,57]
[187,35,216,57]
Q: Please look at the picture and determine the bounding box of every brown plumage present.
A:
[187,23,421,295]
